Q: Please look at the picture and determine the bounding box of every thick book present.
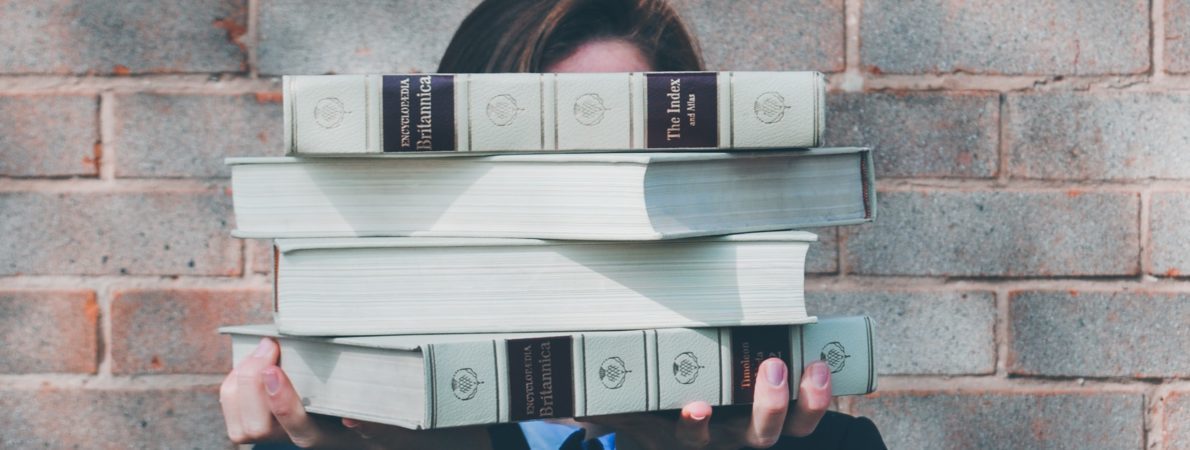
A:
[270,231,815,336]
[223,316,876,429]
[283,72,825,154]
[229,148,875,240]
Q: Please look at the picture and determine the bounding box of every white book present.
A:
[223,316,877,429]
[229,148,875,240]
[283,72,825,154]
[271,231,815,336]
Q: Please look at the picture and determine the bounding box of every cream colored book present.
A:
[223,316,876,429]
[270,231,815,336]
[229,148,875,240]
[284,72,825,154]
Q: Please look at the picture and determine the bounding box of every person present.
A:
[220,0,886,448]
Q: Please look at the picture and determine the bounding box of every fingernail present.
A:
[764,359,787,387]
[263,367,281,395]
[690,411,706,420]
[253,338,271,358]
[342,418,360,429]
[810,361,830,389]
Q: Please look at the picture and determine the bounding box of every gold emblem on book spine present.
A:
[820,342,851,374]
[598,357,630,390]
[313,97,351,129]
[573,93,610,126]
[753,92,791,124]
[672,352,706,385]
[486,94,525,126]
[450,368,483,400]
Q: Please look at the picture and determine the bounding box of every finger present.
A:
[786,360,831,437]
[236,338,286,441]
[744,358,790,448]
[219,368,245,442]
[264,366,339,448]
[674,401,712,448]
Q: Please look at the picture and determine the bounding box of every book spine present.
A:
[423,316,875,428]
[282,72,825,154]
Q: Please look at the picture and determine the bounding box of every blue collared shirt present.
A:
[519,420,616,450]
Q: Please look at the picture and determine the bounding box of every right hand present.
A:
[219,337,493,449]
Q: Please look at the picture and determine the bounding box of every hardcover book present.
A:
[284,72,825,154]
[270,231,816,336]
[223,316,876,429]
[229,148,875,241]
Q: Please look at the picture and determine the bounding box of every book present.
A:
[223,316,876,429]
[270,231,815,336]
[283,72,825,154]
[229,148,875,241]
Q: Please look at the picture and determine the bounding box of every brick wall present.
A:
[1,0,1186,448]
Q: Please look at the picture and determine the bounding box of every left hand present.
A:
[581,358,832,449]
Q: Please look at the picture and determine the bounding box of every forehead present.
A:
[544,39,653,73]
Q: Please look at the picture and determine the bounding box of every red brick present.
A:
[861,0,1150,75]
[0,387,232,449]
[672,0,845,72]
[0,95,99,177]
[1165,391,1190,449]
[851,391,1144,449]
[110,288,272,375]
[0,190,239,276]
[0,1,247,74]
[249,239,275,275]
[1169,0,1190,73]
[1007,92,1190,180]
[825,92,999,178]
[114,94,283,178]
[0,290,97,374]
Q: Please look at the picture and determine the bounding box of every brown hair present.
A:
[437,0,704,73]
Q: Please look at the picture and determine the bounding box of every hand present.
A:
[583,358,832,450]
[219,338,492,449]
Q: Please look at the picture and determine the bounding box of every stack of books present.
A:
[222,71,878,429]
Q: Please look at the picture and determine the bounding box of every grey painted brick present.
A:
[1166,391,1190,450]
[1153,193,1190,277]
[0,387,231,449]
[258,0,482,75]
[1009,290,1190,378]
[808,290,995,375]
[0,290,97,374]
[0,191,239,276]
[805,227,838,274]
[671,0,844,72]
[1007,92,1190,180]
[825,92,999,178]
[851,391,1144,450]
[111,288,272,375]
[1169,0,1190,73]
[0,1,246,74]
[0,95,99,177]
[861,0,1149,75]
[844,191,1140,277]
[115,94,283,178]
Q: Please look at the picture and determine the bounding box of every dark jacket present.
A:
[488,411,887,450]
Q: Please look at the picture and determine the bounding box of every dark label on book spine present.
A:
[507,336,574,421]
[645,72,718,148]
[382,75,455,151]
[730,326,791,404]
